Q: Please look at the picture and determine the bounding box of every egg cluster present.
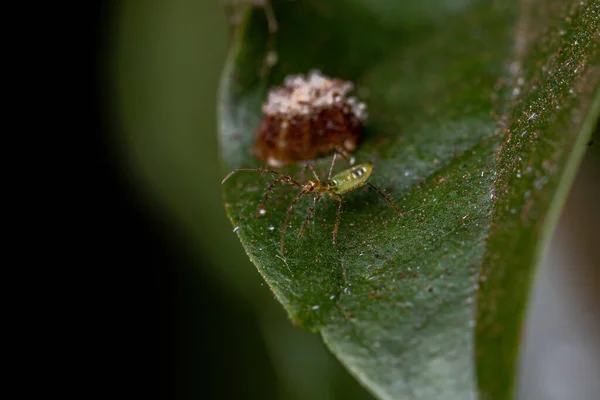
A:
[254,69,368,167]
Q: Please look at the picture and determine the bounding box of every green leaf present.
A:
[218,0,600,399]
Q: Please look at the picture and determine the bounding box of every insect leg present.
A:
[298,194,322,239]
[222,167,301,187]
[256,177,289,217]
[367,183,403,216]
[330,194,343,246]
[221,168,266,184]
[280,189,309,253]
[334,146,355,166]
[307,164,320,181]
[298,162,312,182]
[326,148,354,179]
[327,152,338,180]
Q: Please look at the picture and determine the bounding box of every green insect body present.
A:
[325,163,373,194]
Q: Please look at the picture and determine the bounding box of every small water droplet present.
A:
[265,50,278,67]
[259,209,266,215]
[312,305,320,310]
[268,226,275,231]
[329,294,335,300]
[344,287,351,295]
[233,226,239,232]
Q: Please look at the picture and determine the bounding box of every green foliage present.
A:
[219,0,600,399]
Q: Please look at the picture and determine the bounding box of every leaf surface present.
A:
[219,1,600,398]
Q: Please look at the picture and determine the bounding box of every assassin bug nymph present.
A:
[222,153,403,253]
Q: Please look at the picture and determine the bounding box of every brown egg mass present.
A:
[253,69,368,167]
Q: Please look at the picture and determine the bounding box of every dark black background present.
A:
[94,2,278,399]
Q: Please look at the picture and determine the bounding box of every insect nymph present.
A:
[222,155,403,253]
